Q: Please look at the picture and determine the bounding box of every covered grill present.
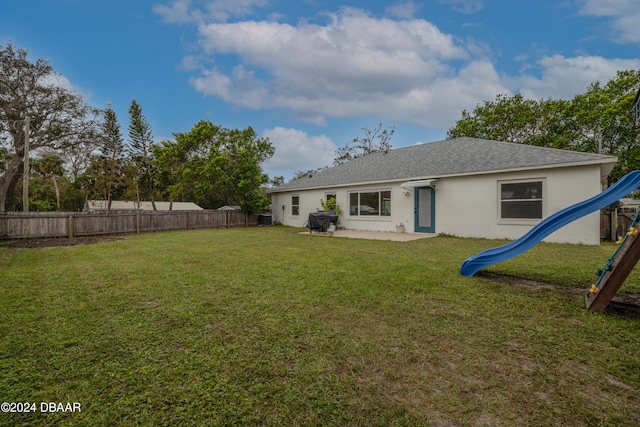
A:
[307,210,338,233]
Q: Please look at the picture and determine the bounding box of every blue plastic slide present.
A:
[460,170,640,277]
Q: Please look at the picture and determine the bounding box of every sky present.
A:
[1,0,639,180]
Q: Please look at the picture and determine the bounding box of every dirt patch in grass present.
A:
[605,297,640,318]
[479,271,640,319]
[1,236,124,248]
[479,272,558,291]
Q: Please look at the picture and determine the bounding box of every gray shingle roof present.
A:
[271,137,617,192]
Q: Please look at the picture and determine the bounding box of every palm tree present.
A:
[35,153,65,210]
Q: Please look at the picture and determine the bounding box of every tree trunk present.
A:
[0,155,24,212]
[52,175,60,210]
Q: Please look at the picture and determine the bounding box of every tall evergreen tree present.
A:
[128,99,156,209]
[100,104,124,210]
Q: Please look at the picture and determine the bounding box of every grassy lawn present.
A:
[0,227,639,426]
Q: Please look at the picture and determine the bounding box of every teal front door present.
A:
[414,187,435,233]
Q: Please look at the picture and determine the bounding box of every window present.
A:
[291,196,299,216]
[349,190,391,216]
[500,180,543,220]
[326,193,336,203]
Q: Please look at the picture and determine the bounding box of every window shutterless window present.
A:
[499,180,543,220]
[349,191,391,216]
[291,196,299,216]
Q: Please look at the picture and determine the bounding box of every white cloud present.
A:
[512,55,640,100]
[578,0,640,42]
[262,127,337,178]
[39,73,94,101]
[39,73,75,91]
[386,1,420,19]
[179,55,201,71]
[204,0,268,22]
[579,0,632,16]
[154,0,268,23]
[438,0,485,14]
[159,3,638,135]
[190,8,469,126]
[153,0,194,23]
[188,64,270,106]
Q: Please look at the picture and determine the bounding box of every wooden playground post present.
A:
[586,222,640,311]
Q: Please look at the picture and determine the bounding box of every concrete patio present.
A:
[301,229,436,242]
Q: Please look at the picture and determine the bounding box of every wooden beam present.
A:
[586,223,640,311]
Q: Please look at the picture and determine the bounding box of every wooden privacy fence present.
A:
[601,209,636,241]
[0,210,261,240]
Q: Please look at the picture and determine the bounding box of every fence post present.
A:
[226,211,230,228]
[136,210,140,234]
[245,212,248,228]
[186,211,190,230]
[68,213,74,239]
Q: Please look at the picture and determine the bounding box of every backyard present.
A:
[0,226,638,426]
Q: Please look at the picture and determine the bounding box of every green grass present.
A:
[0,227,639,426]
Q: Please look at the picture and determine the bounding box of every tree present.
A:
[269,176,285,187]
[57,175,85,211]
[215,126,275,213]
[34,153,64,210]
[447,93,569,146]
[99,104,125,210]
[153,121,221,207]
[565,70,640,182]
[128,99,156,209]
[290,167,328,181]
[62,139,96,182]
[0,147,10,174]
[447,70,640,184]
[334,123,395,165]
[153,120,275,212]
[0,42,99,211]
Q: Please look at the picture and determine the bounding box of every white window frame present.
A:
[291,195,300,216]
[348,189,391,217]
[498,178,545,224]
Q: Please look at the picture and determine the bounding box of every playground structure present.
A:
[460,170,640,312]
[586,209,640,310]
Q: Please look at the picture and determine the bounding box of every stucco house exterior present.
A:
[269,137,618,245]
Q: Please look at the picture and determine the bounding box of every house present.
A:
[84,200,203,211]
[619,198,640,211]
[269,137,618,245]
[217,205,242,211]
